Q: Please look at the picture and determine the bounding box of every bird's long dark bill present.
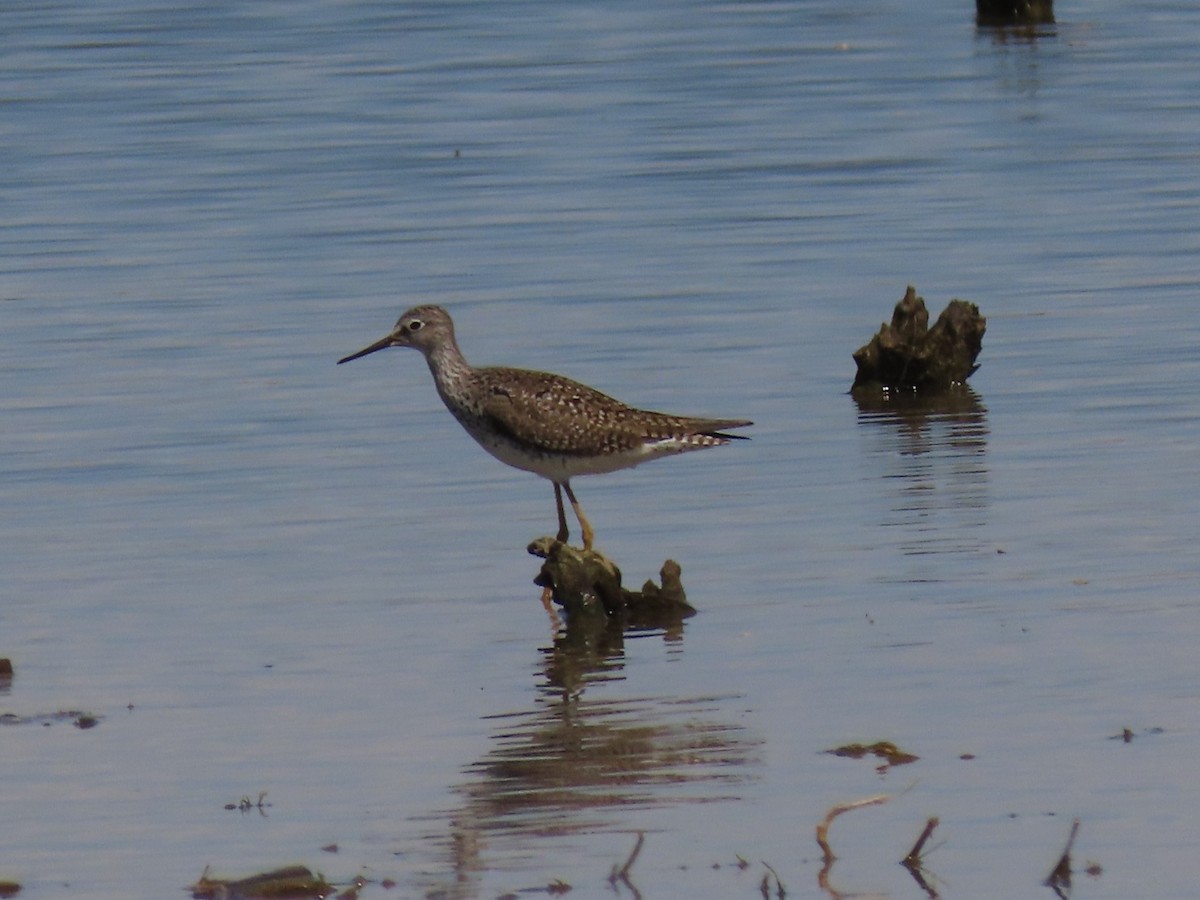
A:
[337,335,395,365]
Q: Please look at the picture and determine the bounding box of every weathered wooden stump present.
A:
[528,537,695,632]
[976,0,1054,26]
[851,286,986,394]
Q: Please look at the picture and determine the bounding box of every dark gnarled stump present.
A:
[852,286,986,394]
[976,0,1054,26]
[528,537,695,631]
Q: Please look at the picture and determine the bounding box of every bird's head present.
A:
[337,305,454,364]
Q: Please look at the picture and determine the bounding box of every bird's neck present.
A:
[424,338,474,401]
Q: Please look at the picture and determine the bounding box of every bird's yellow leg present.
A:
[553,482,570,544]
[562,482,595,552]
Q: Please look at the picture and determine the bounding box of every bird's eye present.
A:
[407,319,424,332]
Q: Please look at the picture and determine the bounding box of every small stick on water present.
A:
[901,818,943,900]
[760,861,786,898]
[1044,818,1080,894]
[816,794,891,864]
[903,816,940,866]
[609,831,645,885]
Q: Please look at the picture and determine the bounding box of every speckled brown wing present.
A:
[476,366,750,457]
[476,367,642,456]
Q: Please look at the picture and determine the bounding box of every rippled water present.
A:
[3,1,1199,898]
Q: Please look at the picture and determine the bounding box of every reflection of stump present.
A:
[852,286,985,394]
[528,537,695,629]
[976,0,1054,26]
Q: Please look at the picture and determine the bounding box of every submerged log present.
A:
[976,0,1054,26]
[851,286,985,394]
[190,865,331,899]
[528,537,695,629]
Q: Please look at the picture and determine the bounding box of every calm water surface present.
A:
[2,1,1198,898]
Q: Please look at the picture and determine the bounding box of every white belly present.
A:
[470,430,692,481]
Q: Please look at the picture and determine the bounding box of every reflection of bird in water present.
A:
[339,305,751,550]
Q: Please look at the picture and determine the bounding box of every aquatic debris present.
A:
[0,879,20,898]
[1109,726,1164,743]
[851,286,986,394]
[1044,818,1081,899]
[608,831,644,891]
[825,740,919,770]
[819,794,947,895]
[816,794,891,866]
[0,709,102,729]
[902,816,940,867]
[223,791,270,814]
[497,879,571,897]
[976,0,1054,26]
[758,861,785,899]
[189,864,331,899]
[901,817,943,897]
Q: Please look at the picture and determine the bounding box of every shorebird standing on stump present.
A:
[338,306,751,551]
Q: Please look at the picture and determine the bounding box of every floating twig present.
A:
[815,794,891,864]
[610,831,644,882]
[608,832,644,899]
[903,816,940,866]
[1044,818,1080,897]
[901,817,943,899]
[760,861,785,898]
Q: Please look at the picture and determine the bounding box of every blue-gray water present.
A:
[3,1,1198,898]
